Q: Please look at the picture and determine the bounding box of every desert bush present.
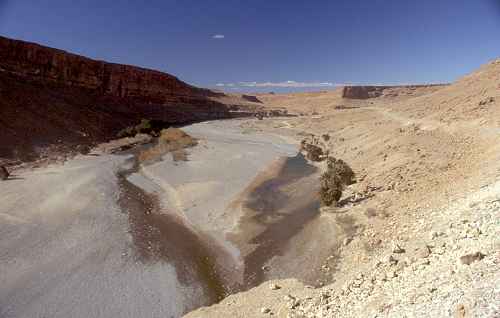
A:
[319,170,343,206]
[319,157,355,206]
[300,140,324,162]
[117,119,153,138]
[117,119,175,138]
[326,157,356,185]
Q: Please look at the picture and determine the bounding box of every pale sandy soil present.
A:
[185,59,500,317]
[0,154,202,318]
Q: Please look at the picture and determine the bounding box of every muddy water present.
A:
[117,156,226,314]
[237,154,321,287]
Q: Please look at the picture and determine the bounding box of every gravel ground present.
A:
[285,179,500,318]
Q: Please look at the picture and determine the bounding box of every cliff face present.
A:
[342,84,448,99]
[0,36,230,161]
[0,35,219,102]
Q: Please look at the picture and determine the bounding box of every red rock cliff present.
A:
[0,35,222,104]
[0,36,231,161]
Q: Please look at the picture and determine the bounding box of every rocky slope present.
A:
[0,36,234,161]
[185,59,500,317]
[341,84,448,99]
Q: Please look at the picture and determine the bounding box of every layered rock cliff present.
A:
[0,35,221,102]
[0,36,232,160]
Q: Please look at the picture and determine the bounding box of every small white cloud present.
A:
[212,34,225,39]
[215,83,235,87]
[237,81,335,88]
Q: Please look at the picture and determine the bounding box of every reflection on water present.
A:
[242,153,320,287]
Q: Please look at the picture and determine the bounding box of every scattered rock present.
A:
[0,166,9,180]
[385,255,399,266]
[392,243,406,254]
[343,237,353,246]
[478,97,495,106]
[430,231,445,240]
[416,245,431,259]
[269,283,281,290]
[260,307,271,314]
[455,304,467,318]
[387,270,398,279]
[459,252,486,265]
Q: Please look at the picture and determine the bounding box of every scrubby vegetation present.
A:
[300,134,329,162]
[299,134,355,206]
[326,157,355,186]
[117,119,172,138]
[117,119,152,138]
[302,143,324,161]
[320,157,356,206]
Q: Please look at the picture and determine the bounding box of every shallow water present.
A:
[239,153,321,287]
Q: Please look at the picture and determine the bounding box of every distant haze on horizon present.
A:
[0,0,499,93]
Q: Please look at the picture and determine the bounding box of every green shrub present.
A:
[320,170,343,206]
[300,141,324,162]
[326,157,355,185]
[117,119,153,138]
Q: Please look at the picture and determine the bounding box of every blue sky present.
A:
[0,0,499,92]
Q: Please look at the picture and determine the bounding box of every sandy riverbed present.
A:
[0,119,339,317]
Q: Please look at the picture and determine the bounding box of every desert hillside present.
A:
[185,59,500,317]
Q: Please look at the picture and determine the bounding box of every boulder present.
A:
[459,252,485,265]
[0,166,9,180]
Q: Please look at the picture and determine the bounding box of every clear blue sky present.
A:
[0,0,499,92]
